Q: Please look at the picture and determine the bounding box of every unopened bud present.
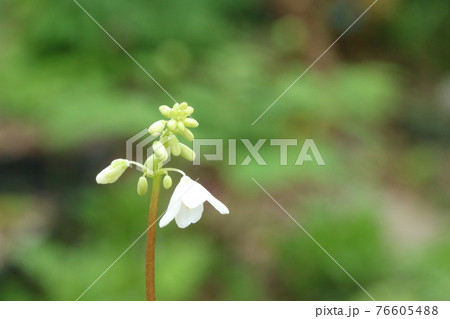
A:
[180,143,195,161]
[163,175,172,189]
[183,118,199,128]
[144,155,155,173]
[159,105,172,118]
[167,119,177,131]
[96,159,130,184]
[185,106,194,116]
[148,120,166,136]
[152,141,168,161]
[181,128,194,141]
[168,135,181,156]
[137,176,148,196]
[177,120,185,131]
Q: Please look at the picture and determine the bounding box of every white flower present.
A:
[159,176,229,228]
[96,159,130,184]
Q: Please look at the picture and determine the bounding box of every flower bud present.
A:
[180,128,194,141]
[168,135,181,156]
[148,120,166,136]
[96,159,130,184]
[177,120,185,131]
[167,119,177,131]
[180,143,195,161]
[185,106,194,116]
[163,175,172,189]
[137,176,148,196]
[179,102,188,110]
[144,155,155,173]
[183,118,199,128]
[159,105,172,118]
[152,141,168,161]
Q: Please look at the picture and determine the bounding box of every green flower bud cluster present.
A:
[149,102,198,140]
[147,102,197,165]
[139,102,197,193]
[96,102,197,196]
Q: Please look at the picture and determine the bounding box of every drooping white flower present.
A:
[96,159,130,184]
[159,176,229,228]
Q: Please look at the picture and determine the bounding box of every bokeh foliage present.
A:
[0,0,449,300]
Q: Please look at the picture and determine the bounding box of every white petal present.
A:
[159,200,181,228]
[182,181,229,215]
[159,177,192,227]
[188,203,204,224]
[182,181,211,208]
[207,195,229,215]
[175,203,204,228]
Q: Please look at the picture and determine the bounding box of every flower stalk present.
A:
[145,172,161,301]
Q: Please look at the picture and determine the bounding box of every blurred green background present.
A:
[0,0,449,300]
